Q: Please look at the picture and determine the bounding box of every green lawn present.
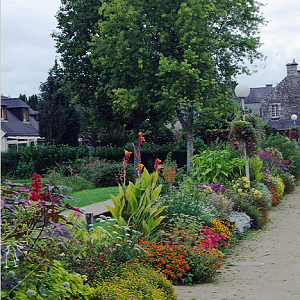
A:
[67,186,120,207]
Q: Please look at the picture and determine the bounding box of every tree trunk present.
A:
[186,129,194,175]
[176,108,194,174]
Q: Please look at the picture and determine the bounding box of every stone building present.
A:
[244,59,300,131]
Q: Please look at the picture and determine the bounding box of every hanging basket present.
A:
[163,167,176,183]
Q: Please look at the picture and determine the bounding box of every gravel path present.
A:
[175,184,300,300]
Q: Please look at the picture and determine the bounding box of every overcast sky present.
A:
[1,0,300,98]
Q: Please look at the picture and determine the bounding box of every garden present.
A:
[1,121,300,299]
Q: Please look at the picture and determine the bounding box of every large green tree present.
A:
[89,0,265,170]
[38,60,80,146]
[54,0,265,169]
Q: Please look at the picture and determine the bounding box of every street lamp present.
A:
[291,114,297,126]
[235,84,251,180]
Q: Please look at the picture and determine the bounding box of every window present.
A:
[23,108,29,121]
[271,104,280,119]
[1,106,7,120]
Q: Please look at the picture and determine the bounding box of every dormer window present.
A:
[23,108,29,121]
[1,106,7,120]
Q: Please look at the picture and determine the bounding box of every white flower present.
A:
[115,244,121,247]
[26,289,36,296]
[62,282,70,288]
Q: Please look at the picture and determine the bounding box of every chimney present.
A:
[286,59,298,76]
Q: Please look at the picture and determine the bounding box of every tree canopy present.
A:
[38,60,80,146]
[54,0,265,169]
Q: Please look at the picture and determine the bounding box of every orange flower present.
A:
[124,149,132,158]
[234,141,240,145]
[136,163,144,170]
[138,132,146,143]
[154,157,162,170]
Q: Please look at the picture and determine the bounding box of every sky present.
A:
[1,0,300,98]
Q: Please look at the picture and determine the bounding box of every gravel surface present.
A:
[175,184,300,300]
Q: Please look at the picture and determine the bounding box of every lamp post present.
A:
[291,114,297,126]
[235,84,251,180]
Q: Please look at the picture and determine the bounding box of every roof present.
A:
[1,97,37,116]
[1,96,40,137]
[268,119,300,131]
[244,85,275,104]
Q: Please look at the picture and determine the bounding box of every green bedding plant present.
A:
[90,262,176,300]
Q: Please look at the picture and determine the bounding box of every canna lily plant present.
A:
[105,151,166,237]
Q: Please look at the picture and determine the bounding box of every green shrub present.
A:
[43,171,95,194]
[190,150,245,184]
[251,181,272,207]
[90,262,176,300]
[79,159,136,188]
[1,151,21,178]
[280,172,296,193]
[162,182,217,225]
[261,133,300,176]
[1,261,93,300]
[271,175,285,196]
[232,193,270,229]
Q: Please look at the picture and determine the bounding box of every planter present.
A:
[164,167,176,183]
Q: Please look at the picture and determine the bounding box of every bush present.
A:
[261,133,300,176]
[1,261,93,300]
[251,181,272,207]
[43,171,95,194]
[90,262,176,300]
[280,172,296,193]
[79,159,136,187]
[1,151,21,178]
[162,183,217,225]
[232,193,270,229]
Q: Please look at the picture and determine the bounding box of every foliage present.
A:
[2,260,92,300]
[280,172,296,193]
[260,133,300,176]
[162,183,217,225]
[163,152,176,168]
[90,262,176,300]
[257,148,289,175]
[270,175,285,197]
[43,171,95,194]
[190,150,245,184]
[232,192,270,229]
[1,150,21,178]
[197,184,234,218]
[13,144,89,177]
[38,59,80,146]
[58,215,144,285]
[105,168,166,237]
[1,174,80,297]
[61,0,268,173]
[290,125,300,140]
[52,0,101,111]
[19,93,39,111]
[249,155,263,181]
[230,120,258,154]
[250,181,272,207]
[228,211,251,235]
[78,159,136,188]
